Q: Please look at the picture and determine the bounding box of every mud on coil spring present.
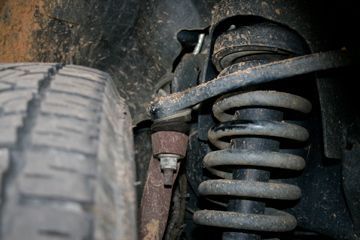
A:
[193,22,312,235]
[193,90,311,231]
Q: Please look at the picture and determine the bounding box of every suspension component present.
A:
[193,22,312,239]
[152,130,188,186]
[194,90,311,231]
[149,49,349,120]
[140,130,188,240]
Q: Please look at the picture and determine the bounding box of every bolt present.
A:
[158,154,180,187]
[163,169,174,187]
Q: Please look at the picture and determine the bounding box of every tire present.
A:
[0,63,137,240]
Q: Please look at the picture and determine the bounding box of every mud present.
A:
[0,0,43,62]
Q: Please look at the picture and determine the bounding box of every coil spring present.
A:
[193,89,311,232]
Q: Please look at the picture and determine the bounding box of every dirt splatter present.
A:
[0,0,6,12]
[143,219,160,240]
[0,0,44,62]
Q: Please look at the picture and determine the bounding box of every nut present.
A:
[158,154,180,187]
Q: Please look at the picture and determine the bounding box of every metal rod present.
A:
[150,49,351,119]
[193,33,205,55]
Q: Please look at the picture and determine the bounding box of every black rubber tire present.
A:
[0,63,137,240]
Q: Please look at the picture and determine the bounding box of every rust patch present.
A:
[0,0,44,62]
[140,157,179,240]
[152,131,189,158]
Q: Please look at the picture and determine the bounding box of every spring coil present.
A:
[193,90,312,232]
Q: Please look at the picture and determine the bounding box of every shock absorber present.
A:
[193,22,312,239]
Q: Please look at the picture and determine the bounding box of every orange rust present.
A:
[0,0,44,62]
[152,131,188,158]
[140,157,179,240]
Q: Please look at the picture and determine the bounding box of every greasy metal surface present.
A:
[140,157,179,240]
[151,131,188,158]
[150,50,351,119]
